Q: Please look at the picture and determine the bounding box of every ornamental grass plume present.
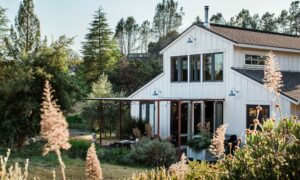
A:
[0,149,29,180]
[40,80,71,180]
[145,124,152,138]
[86,143,103,180]
[209,124,228,158]
[168,153,189,179]
[263,52,283,118]
[132,128,141,139]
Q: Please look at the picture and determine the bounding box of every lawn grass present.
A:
[0,142,147,179]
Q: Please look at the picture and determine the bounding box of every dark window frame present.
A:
[203,52,224,82]
[139,101,155,122]
[246,104,270,130]
[245,54,267,66]
[171,56,188,82]
[189,54,201,82]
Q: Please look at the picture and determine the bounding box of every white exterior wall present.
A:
[233,47,300,71]
[226,70,291,136]
[130,25,297,138]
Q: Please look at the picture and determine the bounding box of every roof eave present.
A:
[235,43,300,54]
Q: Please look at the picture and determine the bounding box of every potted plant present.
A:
[187,122,211,160]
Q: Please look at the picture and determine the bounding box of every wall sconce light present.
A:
[187,35,196,44]
[229,88,239,97]
[152,89,162,97]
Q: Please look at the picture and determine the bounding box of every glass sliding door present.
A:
[192,101,204,136]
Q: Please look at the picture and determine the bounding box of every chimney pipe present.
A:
[204,6,210,28]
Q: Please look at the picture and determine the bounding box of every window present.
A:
[245,54,267,65]
[246,105,270,130]
[171,56,188,82]
[139,102,155,123]
[190,55,201,82]
[203,53,223,81]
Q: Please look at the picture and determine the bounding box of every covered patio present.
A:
[86,97,224,148]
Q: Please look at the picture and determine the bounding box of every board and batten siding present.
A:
[130,24,296,138]
[130,25,234,138]
[233,47,300,71]
[227,69,291,136]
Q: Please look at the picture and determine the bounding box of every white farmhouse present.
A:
[128,6,300,150]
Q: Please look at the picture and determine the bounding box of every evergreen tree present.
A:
[152,0,184,38]
[261,12,278,32]
[0,6,9,56]
[15,0,41,55]
[277,10,289,33]
[288,1,300,35]
[82,7,117,84]
[114,18,126,54]
[210,13,225,24]
[194,16,202,24]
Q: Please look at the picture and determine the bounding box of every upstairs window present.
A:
[190,55,201,82]
[203,53,223,81]
[245,54,267,65]
[171,56,188,82]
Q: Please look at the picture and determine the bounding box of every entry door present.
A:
[191,101,204,138]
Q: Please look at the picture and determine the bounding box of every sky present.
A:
[0,0,296,53]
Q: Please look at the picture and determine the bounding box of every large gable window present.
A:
[245,54,267,65]
[203,53,223,81]
[171,56,188,82]
[190,55,201,82]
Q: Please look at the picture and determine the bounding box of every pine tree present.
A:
[114,18,126,54]
[210,13,225,24]
[288,1,300,35]
[0,6,8,56]
[277,10,289,33]
[82,7,115,84]
[261,12,278,32]
[15,0,41,55]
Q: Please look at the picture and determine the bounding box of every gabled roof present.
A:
[208,24,300,51]
[232,68,300,103]
[160,23,300,53]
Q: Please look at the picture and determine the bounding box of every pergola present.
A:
[86,97,224,147]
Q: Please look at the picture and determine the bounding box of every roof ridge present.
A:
[210,23,300,38]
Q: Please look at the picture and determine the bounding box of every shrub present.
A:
[67,115,83,124]
[187,122,211,152]
[125,138,177,167]
[187,161,224,180]
[98,147,131,165]
[67,139,90,159]
[221,118,300,179]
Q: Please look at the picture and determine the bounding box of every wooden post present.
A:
[157,100,160,136]
[178,101,181,147]
[119,101,122,141]
[99,101,102,146]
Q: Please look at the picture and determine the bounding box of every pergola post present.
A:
[119,101,122,141]
[99,101,103,146]
[157,100,160,136]
[177,101,181,147]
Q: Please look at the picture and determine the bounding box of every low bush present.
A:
[66,115,83,124]
[221,118,300,179]
[125,138,177,167]
[67,139,90,159]
[98,147,131,164]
